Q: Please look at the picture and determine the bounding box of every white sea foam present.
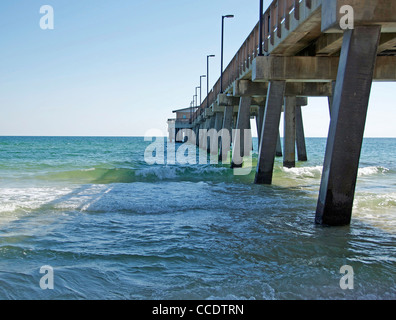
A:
[135,165,229,180]
[281,166,323,179]
[0,187,72,212]
[135,166,179,179]
[353,192,396,232]
[0,186,74,225]
[358,166,389,177]
[280,165,390,179]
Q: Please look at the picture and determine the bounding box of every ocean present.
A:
[0,136,395,300]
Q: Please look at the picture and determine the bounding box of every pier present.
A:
[167,0,396,226]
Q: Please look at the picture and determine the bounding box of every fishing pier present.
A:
[168,0,396,226]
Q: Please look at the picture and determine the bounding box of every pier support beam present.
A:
[316,26,381,226]
[256,106,265,146]
[219,106,234,162]
[255,81,286,184]
[231,96,252,168]
[197,123,204,147]
[195,124,200,146]
[214,112,224,132]
[295,105,307,162]
[328,81,336,117]
[175,128,183,143]
[283,96,296,168]
[210,112,224,155]
[206,116,216,153]
[276,131,282,157]
[200,120,209,149]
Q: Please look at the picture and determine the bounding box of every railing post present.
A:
[264,12,269,52]
[294,0,300,20]
[277,0,283,38]
[285,0,292,30]
[270,4,275,45]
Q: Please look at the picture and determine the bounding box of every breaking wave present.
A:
[279,165,391,179]
[33,165,234,184]
[358,166,390,177]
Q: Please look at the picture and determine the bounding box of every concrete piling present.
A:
[231,96,252,168]
[316,26,381,226]
[295,104,307,162]
[283,96,296,168]
[255,81,286,184]
[219,106,233,162]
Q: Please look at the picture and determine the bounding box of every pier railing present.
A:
[193,0,314,123]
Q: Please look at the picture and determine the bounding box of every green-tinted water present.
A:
[0,137,395,299]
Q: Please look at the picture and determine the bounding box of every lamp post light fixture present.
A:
[206,55,215,108]
[221,14,234,93]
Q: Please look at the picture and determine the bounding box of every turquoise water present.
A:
[0,136,395,299]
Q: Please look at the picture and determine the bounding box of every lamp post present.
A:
[221,14,234,93]
[258,0,264,56]
[195,87,200,107]
[199,75,206,105]
[190,101,193,124]
[206,54,215,108]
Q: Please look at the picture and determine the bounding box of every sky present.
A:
[0,0,395,137]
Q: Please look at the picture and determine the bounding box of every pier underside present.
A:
[174,0,396,226]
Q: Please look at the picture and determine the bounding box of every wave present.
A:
[358,166,390,177]
[280,166,323,179]
[10,161,392,187]
[135,165,230,180]
[355,192,396,209]
[0,186,74,225]
[279,165,391,180]
[33,165,234,184]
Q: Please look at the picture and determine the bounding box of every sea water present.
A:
[0,136,395,300]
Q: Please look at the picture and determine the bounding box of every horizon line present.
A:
[1,135,395,139]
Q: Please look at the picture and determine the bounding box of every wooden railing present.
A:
[192,0,314,123]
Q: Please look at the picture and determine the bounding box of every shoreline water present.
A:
[0,137,395,300]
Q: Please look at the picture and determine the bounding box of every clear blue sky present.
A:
[0,0,395,137]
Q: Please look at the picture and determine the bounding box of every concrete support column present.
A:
[255,81,286,184]
[219,106,233,162]
[195,125,200,146]
[295,105,307,162]
[231,96,252,168]
[328,81,336,117]
[316,26,381,226]
[232,115,237,130]
[283,96,296,168]
[199,119,209,149]
[256,106,265,147]
[210,112,224,155]
[175,128,182,143]
[214,112,224,132]
[168,129,174,143]
[197,123,203,146]
[206,116,216,153]
[276,131,282,157]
